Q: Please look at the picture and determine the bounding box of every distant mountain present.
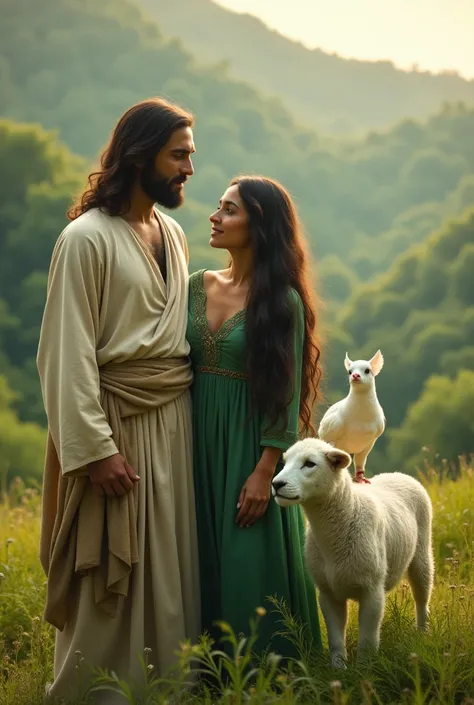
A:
[1,0,474,472]
[140,0,474,134]
[2,0,474,286]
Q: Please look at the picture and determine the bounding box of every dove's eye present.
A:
[365,368,370,374]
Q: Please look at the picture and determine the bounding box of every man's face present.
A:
[140,126,195,209]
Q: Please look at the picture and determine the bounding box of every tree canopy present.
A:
[0,0,473,481]
[330,209,474,470]
[1,0,474,284]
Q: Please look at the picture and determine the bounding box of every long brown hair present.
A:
[232,176,323,435]
[67,98,193,220]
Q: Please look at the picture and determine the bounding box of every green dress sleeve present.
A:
[260,290,304,452]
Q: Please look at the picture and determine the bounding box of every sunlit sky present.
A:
[217,0,473,79]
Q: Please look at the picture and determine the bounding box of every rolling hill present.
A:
[1,0,474,474]
[1,0,474,292]
[140,0,474,134]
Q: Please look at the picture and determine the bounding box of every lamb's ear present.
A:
[344,352,352,371]
[325,449,352,471]
[369,349,384,376]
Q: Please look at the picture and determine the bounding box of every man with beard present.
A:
[37,98,200,702]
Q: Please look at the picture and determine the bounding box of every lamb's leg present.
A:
[407,536,434,630]
[357,585,385,658]
[318,590,348,669]
[353,442,375,483]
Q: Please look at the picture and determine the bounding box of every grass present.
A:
[0,459,473,704]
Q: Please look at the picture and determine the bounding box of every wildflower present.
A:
[330,680,342,689]
[144,647,152,654]
[215,620,232,634]
[267,652,282,666]
[6,538,14,545]
[256,606,267,617]
[449,584,457,591]
[147,664,154,671]
[361,681,375,695]
[409,652,418,662]
[75,650,82,656]
[0,573,5,580]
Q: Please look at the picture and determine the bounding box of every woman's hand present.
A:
[236,448,281,528]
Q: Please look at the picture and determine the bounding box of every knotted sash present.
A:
[40,357,192,630]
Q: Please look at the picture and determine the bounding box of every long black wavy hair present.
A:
[232,176,322,434]
[67,97,193,220]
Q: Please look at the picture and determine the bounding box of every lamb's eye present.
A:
[303,460,316,469]
[365,368,370,374]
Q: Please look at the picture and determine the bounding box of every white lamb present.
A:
[272,438,434,668]
[318,350,385,483]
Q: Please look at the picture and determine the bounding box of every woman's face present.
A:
[209,184,251,251]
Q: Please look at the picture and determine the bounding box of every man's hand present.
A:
[236,460,275,528]
[88,453,140,497]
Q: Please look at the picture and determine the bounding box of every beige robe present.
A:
[37,207,200,703]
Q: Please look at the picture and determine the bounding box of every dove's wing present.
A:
[318,400,346,444]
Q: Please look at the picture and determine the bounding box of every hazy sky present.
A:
[217,0,473,79]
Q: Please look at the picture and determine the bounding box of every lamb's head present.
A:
[272,439,352,506]
[344,349,384,390]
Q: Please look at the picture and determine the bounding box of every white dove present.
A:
[318,350,385,483]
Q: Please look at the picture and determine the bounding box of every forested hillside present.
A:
[141,0,474,134]
[2,0,474,287]
[2,114,473,480]
[0,0,473,483]
[328,208,474,473]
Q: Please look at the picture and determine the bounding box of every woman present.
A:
[187,176,323,658]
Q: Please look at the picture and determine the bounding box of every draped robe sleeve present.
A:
[37,229,118,477]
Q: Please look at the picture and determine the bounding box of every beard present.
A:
[140,160,186,209]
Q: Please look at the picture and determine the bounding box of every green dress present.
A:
[187,270,321,658]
